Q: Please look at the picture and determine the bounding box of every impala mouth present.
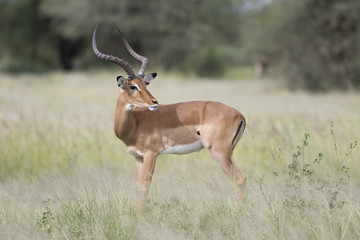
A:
[148,104,158,111]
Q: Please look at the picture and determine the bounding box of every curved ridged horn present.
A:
[115,26,148,76]
[92,25,136,79]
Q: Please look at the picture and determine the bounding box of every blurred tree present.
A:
[244,0,360,91]
[0,0,57,72]
[2,0,359,89]
[187,45,227,78]
[41,0,243,74]
[0,0,243,74]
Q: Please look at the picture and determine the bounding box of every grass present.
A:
[0,71,359,239]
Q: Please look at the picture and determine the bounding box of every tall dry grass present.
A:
[0,72,359,239]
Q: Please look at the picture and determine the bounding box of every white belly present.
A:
[160,141,204,155]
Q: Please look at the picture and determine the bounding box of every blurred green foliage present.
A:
[243,0,360,91]
[184,45,227,78]
[0,0,241,75]
[194,47,227,78]
[0,0,360,90]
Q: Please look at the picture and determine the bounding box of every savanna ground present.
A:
[0,71,359,239]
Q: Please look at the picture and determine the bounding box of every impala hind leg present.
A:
[208,148,246,201]
[135,153,157,218]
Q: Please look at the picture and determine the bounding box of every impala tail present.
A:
[232,119,246,150]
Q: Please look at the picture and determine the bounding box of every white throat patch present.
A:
[126,104,135,111]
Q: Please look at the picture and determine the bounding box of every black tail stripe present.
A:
[232,120,243,147]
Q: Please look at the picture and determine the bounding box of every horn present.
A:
[92,25,136,79]
[115,26,148,76]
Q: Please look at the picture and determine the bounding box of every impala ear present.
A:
[143,72,157,85]
[116,76,127,89]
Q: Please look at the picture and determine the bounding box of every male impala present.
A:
[92,25,246,217]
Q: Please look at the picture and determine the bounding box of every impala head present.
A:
[92,24,158,111]
[116,73,158,111]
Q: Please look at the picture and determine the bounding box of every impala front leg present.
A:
[135,152,158,218]
[135,157,144,217]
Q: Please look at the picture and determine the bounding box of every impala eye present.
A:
[130,86,138,91]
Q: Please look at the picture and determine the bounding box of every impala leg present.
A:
[135,153,157,218]
[135,157,144,217]
[208,149,246,201]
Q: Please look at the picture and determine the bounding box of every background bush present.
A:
[0,0,360,90]
[243,0,360,91]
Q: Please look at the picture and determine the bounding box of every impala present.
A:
[92,25,247,217]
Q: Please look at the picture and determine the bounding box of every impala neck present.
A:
[114,91,136,144]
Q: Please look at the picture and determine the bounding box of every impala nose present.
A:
[148,99,158,111]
